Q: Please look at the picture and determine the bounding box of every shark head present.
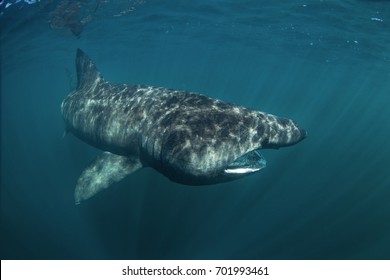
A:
[223,114,306,176]
[148,107,307,185]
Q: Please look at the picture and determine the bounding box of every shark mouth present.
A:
[224,149,267,175]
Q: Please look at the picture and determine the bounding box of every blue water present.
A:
[1,0,390,259]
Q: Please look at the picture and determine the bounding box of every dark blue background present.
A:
[1,0,390,259]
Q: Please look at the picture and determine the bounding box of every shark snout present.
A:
[262,116,307,149]
[293,117,307,140]
[298,125,307,140]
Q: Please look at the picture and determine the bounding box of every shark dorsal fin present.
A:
[76,48,104,90]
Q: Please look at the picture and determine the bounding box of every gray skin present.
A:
[62,49,307,204]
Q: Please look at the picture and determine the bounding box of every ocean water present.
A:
[1,0,390,260]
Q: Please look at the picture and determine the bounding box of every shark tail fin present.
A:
[76,48,104,90]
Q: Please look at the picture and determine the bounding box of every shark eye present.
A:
[224,149,266,175]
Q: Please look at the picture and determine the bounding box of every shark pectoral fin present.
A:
[74,152,142,204]
[224,149,266,175]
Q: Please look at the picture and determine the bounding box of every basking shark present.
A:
[61,49,307,204]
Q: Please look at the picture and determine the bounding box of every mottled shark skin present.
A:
[61,49,307,204]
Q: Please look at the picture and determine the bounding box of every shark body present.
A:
[61,49,307,203]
